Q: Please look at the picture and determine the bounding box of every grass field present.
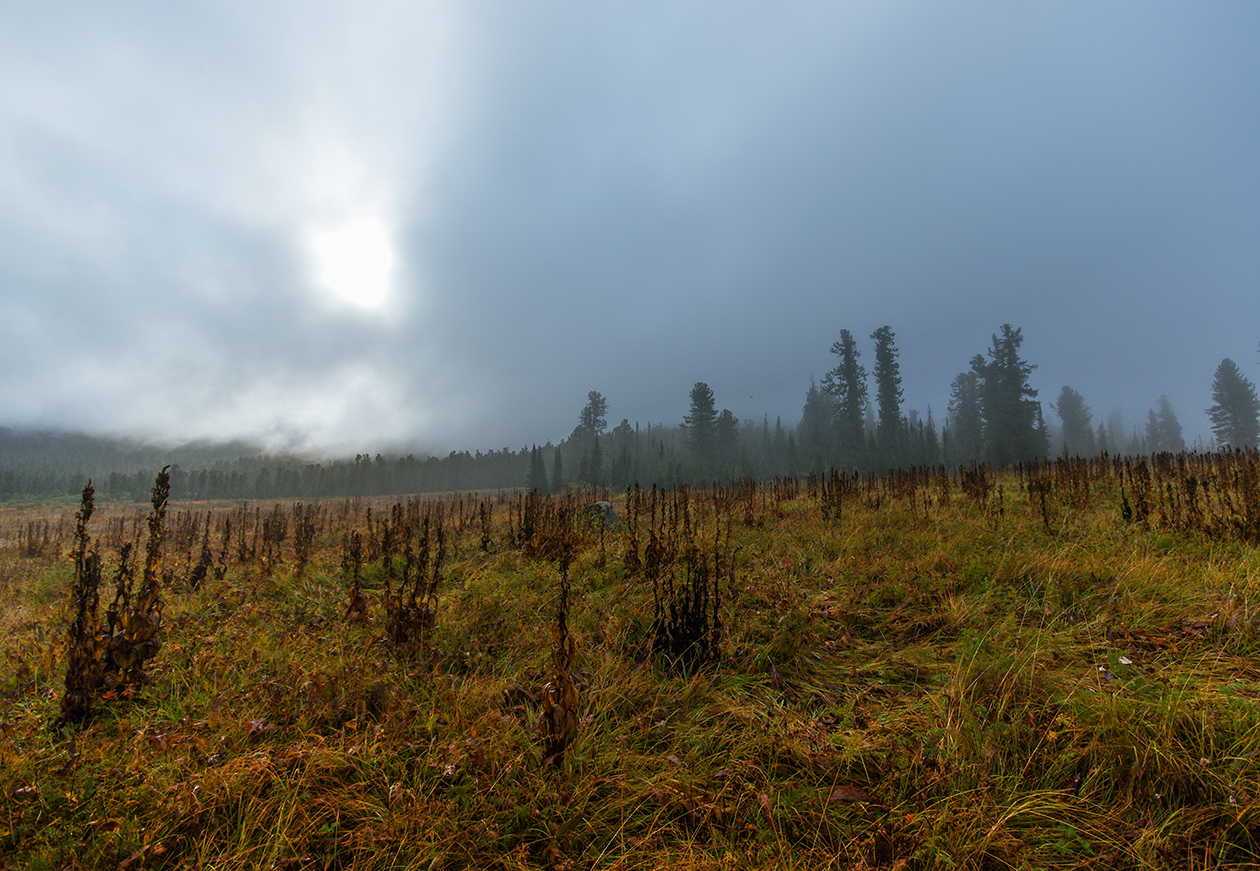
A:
[3,455,1260,869]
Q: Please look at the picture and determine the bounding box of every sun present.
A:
[307,215,396,310]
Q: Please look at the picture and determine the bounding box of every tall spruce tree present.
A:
[947,371,983,465]
[1207,358,1260,448]
[574,391,608,444]
[1143,396,1185,454]
[684,382,719,478]
[550,447,564,492]
[570,391,608,485]
[527,445,549,492]
[972,324,1045,465]
[1154,395,1185,453]
[1052,386,1095,457]
[799,378,834,472]
[870,326,905,469]
[821,329,868,470]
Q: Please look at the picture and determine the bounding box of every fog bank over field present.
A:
[2,3,1259,455]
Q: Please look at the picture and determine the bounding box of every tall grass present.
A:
[3,453,1260,868]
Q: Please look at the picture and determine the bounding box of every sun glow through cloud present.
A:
[308,215,396,311]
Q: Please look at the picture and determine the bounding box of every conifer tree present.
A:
[923,407,940,465]
[1154,395,1185,453]
[684,382,719,479]
[527,445,549,492]
[947,371,983,465]
[822,329,867,470]
[1052,386,1095,457]
[550,447,564,492]
[798,379,834,472]
[870,325,905,469]
[576,391,608,442]
[971,324,1045,465]
[1207,358,1260,448]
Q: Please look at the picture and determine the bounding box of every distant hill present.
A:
[0,428,292,501]
[0,427,272,475]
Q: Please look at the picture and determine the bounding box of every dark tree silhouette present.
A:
[1052,386,1095,457]
[947,371,983,465]
[972,324,1046,465]
[527,445,549,492]
[684,382,718,477]
[821,329,868,470]
[799,378,834,473]
[573,391,608,444]
[550,446,564,492]
[571,391,608,485]
[1207,358,1260,448]
[1145,395,1185,453]
[870,325,904,468]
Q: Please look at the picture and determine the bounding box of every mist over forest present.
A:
[3,322,1256,503]
[4,4,1260,466]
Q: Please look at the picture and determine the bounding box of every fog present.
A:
[2,2,1258,456]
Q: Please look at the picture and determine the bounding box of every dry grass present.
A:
[3,459,1260,868]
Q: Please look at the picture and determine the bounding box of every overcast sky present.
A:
[2,2,1258,456]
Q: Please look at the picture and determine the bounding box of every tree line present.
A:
[797,323,1049,473]
[2,329,1258,502]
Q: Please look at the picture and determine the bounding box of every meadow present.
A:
[3,452,1260,870]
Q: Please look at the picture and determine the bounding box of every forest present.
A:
[1,324,1257,503]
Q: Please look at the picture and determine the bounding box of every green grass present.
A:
[3,467,1260,869]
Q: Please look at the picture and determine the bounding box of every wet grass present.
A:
[3,466,1260,869]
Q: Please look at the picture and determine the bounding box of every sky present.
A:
[2,2,1259,456]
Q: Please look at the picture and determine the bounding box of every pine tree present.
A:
[576,391,608,442]
[947,371,983,465]
[972,324,1045,466]
[527,445,549,492]
[550,447,564,492]
[1207,358,1260,448]
[799,379,834,472]
[923,407,940,465]
[684,382,719,479]
[869,326,905,469]
[821,329,867,470]
[1154,395,1185,453]
[609,419,635,488]
[1052,386,1095,457]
